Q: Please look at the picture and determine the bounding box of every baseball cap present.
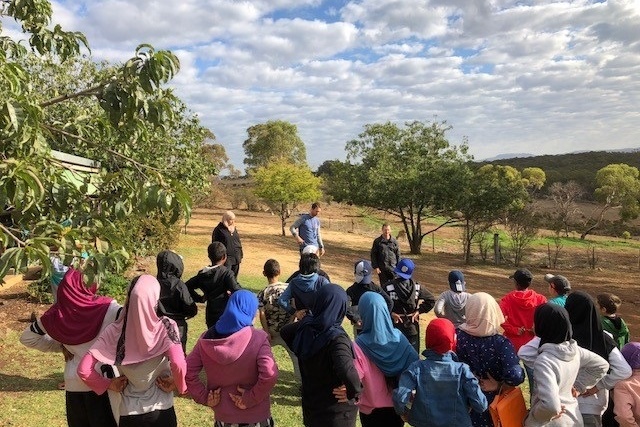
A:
[509,268,533,285]
[544,274,571,293]
[394,258,415,280]
[354,260,373,284]
[448,270,466,292]
[301,245,319,255]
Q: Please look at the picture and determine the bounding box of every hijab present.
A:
[621,342,640,369]
[89,275,180,365]
[565,291,616,359]
[534,303,572,346]
[211,290,258,336]
[40,268,113,345]
[425,318,456,354]
[355,292,419,376]
[292,283,349,360]
[459,292,504,337]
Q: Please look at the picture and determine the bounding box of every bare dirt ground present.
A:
[1,203,639,341]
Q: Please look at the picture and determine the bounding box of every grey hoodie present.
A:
[434,290,469,328]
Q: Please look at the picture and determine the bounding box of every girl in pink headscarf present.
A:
[78,274,187,427]
[20,268,122,427]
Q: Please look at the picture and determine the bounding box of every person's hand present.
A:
[229,386,247,409]
[319,247,325,256]
[156,374,175,393]
[294,309,307,321]
[410,311,420,323]
[61,346,74,362]
[571,387,581,398]
[332,385,348,403]
[400,413,409,422]
[581,386,599,397]
[479,373,501,393]
[518,326,525,336]
[296,236,304,245]
[206,388,221,408]
[391,313,402,324]
[551,405,566,420]
[108,375,128,393]
[375,268,381,274]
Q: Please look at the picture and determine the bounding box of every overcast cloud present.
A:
[46,0,640,170]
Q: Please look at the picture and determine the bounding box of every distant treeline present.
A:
[477,150,640,197]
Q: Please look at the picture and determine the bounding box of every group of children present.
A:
[20,238,640,427]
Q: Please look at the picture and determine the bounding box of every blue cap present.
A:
[394,258,415,280]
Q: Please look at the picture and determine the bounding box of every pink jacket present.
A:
[186,326,278,424]
[614,369,640,427]
[353,342,394,414]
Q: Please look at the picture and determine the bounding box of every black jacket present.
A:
[370,235,400,274]
[345,281,393,325]
[156,251,197,323]
[185,265,242,328]
[212,222,243,267]
[384,278,436,336]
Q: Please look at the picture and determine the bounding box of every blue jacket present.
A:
[278,273,329,315]
[393,350,488,427]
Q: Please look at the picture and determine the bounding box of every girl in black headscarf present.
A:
[564,291,632,427]
[281,284,361,427]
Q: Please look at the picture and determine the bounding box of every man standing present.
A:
[290,202,325,256]
[212,210,243,278]
[370,223,401,285]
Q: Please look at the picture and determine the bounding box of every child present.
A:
[597,293,630,349]
[186,290,278,427]
[434,270,470,328]
[278,253,329,319]
[393,318,488,427]
[185,242,242,328]
[613,342,640,427]
[345,259,392,336]
[544,274,571,307]
[257,259,301,383]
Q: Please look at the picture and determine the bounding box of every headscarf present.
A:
[89,275,180,365]
[621,342,640,369]
[534,303,572,346]
[292,283,349,360]
[565,291,616,359]
[425,318,456,354]
[355,292,419,376]
[213,290,258,336]
[459,292,504,337]
[40,268,113,345]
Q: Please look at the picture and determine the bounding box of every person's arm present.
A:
[529,356,563,423]
[185,341,209,406]
[393,238,401,263]
[20,320,63,353]
[596,347,632,391]
[77,352,114,395]
[329,335,361,401]
[573,347,610,394]
[613,383,640,427]
[224,270,242,292]
[290,216,304,244]
[499,299,519,337]
[185,275,205,303]
[258,308,272,340]
[177,281,198,318]
[517,336,540,370]
[417,285,436,314]
[393,362,418,417]
[462,364,489,413]
[238,333,279,408]
[317,226,325,256]
[498,337,526,386]
[278,284,296,316]
[167,343,187,394]
[370,239,380,271]
[433,293,446,318]
[279,321,300,350]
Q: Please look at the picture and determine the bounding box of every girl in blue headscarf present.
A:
[281,284,361,427]
[352,291,417,426]
[186,290,278,427]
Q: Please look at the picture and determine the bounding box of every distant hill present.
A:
[476,150,640,196]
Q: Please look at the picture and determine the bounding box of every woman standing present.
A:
[21,268,121,427]
[353,291,418,426]
[186,289,278,427]
[212,211,243,278]
[78,275,187,427]
[456,292,525,427]
[281,284,361,427]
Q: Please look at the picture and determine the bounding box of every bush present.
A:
[97,272,130,304]
[113,211,181,257]
[27,279,54,304]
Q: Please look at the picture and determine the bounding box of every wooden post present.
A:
[432,233,435,252]
[493,233,500,265]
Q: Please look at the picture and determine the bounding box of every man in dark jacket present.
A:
[370,223,401,285]
[212,210,243,278]
[383,258,436,353]
[185,241,242,328]
[156,250,198,352]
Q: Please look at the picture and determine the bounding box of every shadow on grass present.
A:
[271,370,301,407]
[0,372,62,392]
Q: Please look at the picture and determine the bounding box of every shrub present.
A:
[113,211,181,257]
[97,272,130,304]
[27,279,54,304]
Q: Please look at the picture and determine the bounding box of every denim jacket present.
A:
[393,350,488,427]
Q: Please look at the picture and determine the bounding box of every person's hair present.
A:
[222,210,235,222]
[597,293,622,314]
[381,223,390,229]
[207,241,227,264]
[299,253,320,275]
[311,202,321,210]
[263,259,281,279]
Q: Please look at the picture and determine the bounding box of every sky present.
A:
[29,1,640,170]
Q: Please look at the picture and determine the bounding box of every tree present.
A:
[243,120,307,171]
[252,161,322,236]
[549,181,584,237]
[0,0,209,283]
[327,120,470,254]
[580,163,640,239]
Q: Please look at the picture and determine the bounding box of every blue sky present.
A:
[38,1,640,170]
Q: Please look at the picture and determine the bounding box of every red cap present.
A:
[425,318,456,354]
